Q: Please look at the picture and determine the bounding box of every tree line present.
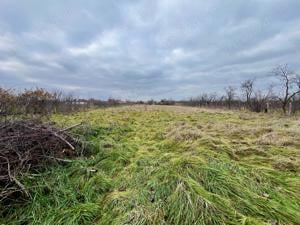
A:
[148,65,300,115]
[1,65,299,118]
[0,88,126,121]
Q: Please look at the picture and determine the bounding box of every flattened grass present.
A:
[1,106,299,224]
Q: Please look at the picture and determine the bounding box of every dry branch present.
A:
[0,120,82,202]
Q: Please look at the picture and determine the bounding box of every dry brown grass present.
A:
[272,158,299,172]
[166,122,203,141]
[256,132,299,147]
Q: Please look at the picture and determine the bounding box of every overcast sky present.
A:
[0,0,300,100]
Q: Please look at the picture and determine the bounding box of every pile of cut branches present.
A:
[0,120,82,202]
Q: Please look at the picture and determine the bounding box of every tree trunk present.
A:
[282,103,287,115]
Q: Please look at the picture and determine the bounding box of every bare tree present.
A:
[196,93,217,107]
[225,86,236,109]
[251,85,274,113]
[273,65,300,114]
[241,79,254,108]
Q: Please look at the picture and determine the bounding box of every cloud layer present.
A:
[1,0,300,100]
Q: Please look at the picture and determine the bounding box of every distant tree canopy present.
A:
[0,88,125,121]
[163,64,300,115]
[1,65,299,117]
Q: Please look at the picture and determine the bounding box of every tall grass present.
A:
[1,106,299,224]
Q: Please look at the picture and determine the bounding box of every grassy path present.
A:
[2,106,300,224]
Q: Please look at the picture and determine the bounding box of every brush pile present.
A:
[0,120,81,202]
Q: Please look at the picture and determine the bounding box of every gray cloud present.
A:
[0,0,300,100]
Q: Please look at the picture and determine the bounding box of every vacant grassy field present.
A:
[2,105,300,225]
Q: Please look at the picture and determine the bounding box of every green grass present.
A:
[1,105,300,225]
